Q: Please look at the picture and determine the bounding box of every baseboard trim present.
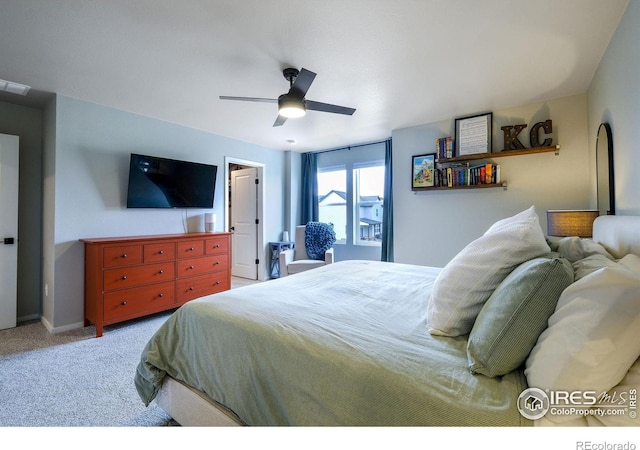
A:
[41,316,85,334]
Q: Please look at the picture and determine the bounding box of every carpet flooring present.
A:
[0,276,259,427]
[0,310,175,426]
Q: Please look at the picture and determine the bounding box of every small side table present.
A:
[269,241,294,278]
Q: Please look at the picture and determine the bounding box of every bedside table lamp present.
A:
[547,210,599,237]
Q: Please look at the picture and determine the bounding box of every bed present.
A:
[134,210,640,426]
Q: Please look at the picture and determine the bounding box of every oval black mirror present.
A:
[596,123,615,215]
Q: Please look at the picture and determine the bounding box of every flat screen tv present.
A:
[126,153,217,208]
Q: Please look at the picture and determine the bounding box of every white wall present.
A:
[588,0,639,215]
[392,94,590,267]
[44,95,285,332]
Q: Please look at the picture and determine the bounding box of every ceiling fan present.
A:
[219,67,356,127]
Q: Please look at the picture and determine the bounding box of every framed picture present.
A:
[412,153,436,190]
[455,112,493,156]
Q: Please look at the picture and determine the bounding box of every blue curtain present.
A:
[381,139,394,262]
[300,152,319,224]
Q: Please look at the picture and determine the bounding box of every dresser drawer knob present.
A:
[189,247,194,251]
[159,293,164,298]
[215,281,220,285]
[189,287,194,291]
[159,270,164,274]
[215,244,220,248]
[215,261,220,265]
[121,275,127,280]
[122,254,127,258]
[189,265,194,270]
[121,301,127,306]
[159,250,164,254]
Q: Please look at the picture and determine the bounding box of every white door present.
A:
[0,134,19,330]
[230,167,258,280]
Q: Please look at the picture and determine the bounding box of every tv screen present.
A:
[126,153,217,208]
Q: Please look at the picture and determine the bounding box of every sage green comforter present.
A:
[135,260,531,426]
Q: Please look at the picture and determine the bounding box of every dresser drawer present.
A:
[144,242,176,263]
[103,262,175,291]
[103,245,142,268]
[104,281,175,321]
[205,236,229,255]
[177,240,204,258]
[177,255,228,278]
[176,271,230,303]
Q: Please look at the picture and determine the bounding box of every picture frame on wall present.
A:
[412,153,436,190]
[455,112,493,156]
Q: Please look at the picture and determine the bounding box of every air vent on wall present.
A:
[0,79,31,96]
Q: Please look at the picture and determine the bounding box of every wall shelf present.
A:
[414,181,508,193]
[436,145,560,164]
[416,145,559,192]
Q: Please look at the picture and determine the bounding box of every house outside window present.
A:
[354,164,384,246]
[318,168,347,244]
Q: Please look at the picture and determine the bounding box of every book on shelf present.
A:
[436,136,454,159]
[433,162,500,187]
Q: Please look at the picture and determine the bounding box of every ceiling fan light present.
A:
[278,94,306,118]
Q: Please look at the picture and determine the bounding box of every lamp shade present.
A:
[547,210,599,237]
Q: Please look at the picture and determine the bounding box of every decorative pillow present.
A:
[467,257,573,377]
[427,206,550,337]
[304,222,336,260]
[525,266,640,424]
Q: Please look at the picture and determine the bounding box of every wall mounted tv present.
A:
[126,153,217,208]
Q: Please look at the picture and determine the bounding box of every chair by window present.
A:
[278,224,335,276]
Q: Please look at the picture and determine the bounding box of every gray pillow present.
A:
[467,257,573,377]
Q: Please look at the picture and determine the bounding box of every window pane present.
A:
[355,165,384,246]
[318,168,347,243]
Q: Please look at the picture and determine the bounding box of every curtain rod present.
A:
[311,138,391,155]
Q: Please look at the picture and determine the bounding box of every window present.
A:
[318,167,347,244]
[317,142,386,254]
[354,164,385,246]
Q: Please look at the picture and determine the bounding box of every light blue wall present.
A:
[392,94,591,267]
[588,0,639,215]
[46,95,285,331]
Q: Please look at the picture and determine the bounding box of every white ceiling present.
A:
[0,0,629,152]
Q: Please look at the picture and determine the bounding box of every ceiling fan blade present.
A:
[219,96,278,103]
[273,115,287,127]
[289,68,316,99]
[306,100,356,115]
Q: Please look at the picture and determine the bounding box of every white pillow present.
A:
[572,254,618,281]
[573,253,640,281]
[556,236,614,263]
[525,266,640,424]
[586,357,640,426]
[427,206,550,336]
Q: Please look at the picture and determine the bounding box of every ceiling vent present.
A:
[0,79,31,96]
